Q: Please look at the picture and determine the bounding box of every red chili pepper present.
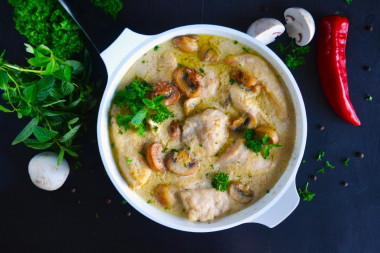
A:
[317,15,360,126]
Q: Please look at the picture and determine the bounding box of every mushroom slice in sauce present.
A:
[174,67,203,98]
[228,183,254,204]
[173,35,199,53]
[255,125,279,144]
[169,121,181,141]
[166,150,199,176]
[147,142,166,172]
[199,44,219,62]
[151,81,180,106]
[230,113,257,133]
[230,68,258,90]
[155,184,176,208]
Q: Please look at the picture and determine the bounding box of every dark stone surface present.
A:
[0,0,379,252]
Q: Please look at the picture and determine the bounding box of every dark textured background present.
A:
[0,0,379,252]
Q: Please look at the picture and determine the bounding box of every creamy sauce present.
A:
[109,35,296,221]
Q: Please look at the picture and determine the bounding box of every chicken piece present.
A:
[184,69,219,115]
[157,51,177,82]
[216,139,250,165]
[229,85,270,124]
[225,54,287,120]
[182,109,229,157]
[180,188,230,222]
[121,154,152,190]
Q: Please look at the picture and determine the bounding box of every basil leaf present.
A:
[61,81,74,95]
[33,126,58,143]
[0,104,12,113]
[153,95,165,106]
[65,60,84,74]
[142,98,155,109]
[12,118,39,145]
[131,109,147,125]
[59,124,81,142]
[36,76,55,101]
[24,139,53,149]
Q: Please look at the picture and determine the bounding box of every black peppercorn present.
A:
[310,175,317,181]
[105,198,112,204]
[363,66,371,71]
[70,187,76,193]
[356,152,364,158]
[317,124,325,130]
[341,181,349,187]
[365,25,374,31]
[126,212,132,216]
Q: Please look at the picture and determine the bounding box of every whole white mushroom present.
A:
[28,152,70,191]
[247,18,285,45]
[284,7,315,46]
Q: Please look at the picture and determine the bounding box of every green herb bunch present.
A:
[114,80,174,137]
[212,172,229,192]
[276,39,310,69]
[90,0,123,19]
[243,129,283,159]
[0,44,96,164]
[298,182,316,201]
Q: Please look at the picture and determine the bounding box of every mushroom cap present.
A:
[247,18,285,45]
[28,152,70,191]
[284,7,315,46]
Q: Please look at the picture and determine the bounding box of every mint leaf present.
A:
[12,118,39,145]
[33,126,58,143]
[131,109,147,125]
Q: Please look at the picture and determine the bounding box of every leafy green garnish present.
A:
[317,150,325,161]
[114,80,173,136]
[317,168,325,174]
[147,200,152,204]
[365,93,373,101]
[242,47,249,53]
[199,68,205,75]
[298,182,316,201]
[345,0,352,4]
[154,45,159,51]
[276,40,310,69]
[234,40,238,45]
[344,158,350,166]
[326,161,335,169]
[212,172,229,192]
[0,44,96,165]
[90,0,123,19]
[126,157,132,164]
[243,129,283,159]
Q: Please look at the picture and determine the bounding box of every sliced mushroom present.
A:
[198,44,219,62]
[230,113,257,133]
[155,184,176,208]
[169,121,181,141]
[173,35,199,53]
[284,8,315,46]
[174,67,203,98]
[255,125,279,144]
[230,68,258,90]
[151,81,181,106]
[147,142,166,172]
[228,183,254,204]
[247,18,285,45]
[184,97,200,116]
[166,150,199,176]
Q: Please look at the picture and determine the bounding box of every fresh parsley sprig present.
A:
[243,129,283,159]
[298,182,316,201]
[0,44,96,164]
[212,172,229,192]
[114,80,173,136]
[276,39,310,69]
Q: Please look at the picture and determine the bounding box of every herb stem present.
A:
[3,64,42,74]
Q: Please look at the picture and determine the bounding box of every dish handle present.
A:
[100,29,151,78]
[247,180,299,228]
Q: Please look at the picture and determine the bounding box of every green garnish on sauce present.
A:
[317,168,325,174]
[154,45,159,51]
[344,158,350,166]
[365,93,373,101]
[243,129,283,159]
[126,157,132,164]
[276,40,310,69]
[298,182,316,201]
[326,161,335,169]
[317,150,325,161]
[212,172,229,192]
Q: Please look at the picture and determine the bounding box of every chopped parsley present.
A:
[326,161,335,169]
[94,213,99,219]
[184,163,188,168]
[212,172,229,192]
[171,149,179,153]
[114,79,173,136]
[153,126,158,132]
[154,45,159,51]
[242,47,249,53]
[298,182,316,201]
[234,40,238,44]
[121,200,127,204]
[266,189,270,194]
[142,60,145,64]
[138,151,146,157]
[365,93,373,101]
[199,144,203,148]
[199,68,205,75]
[215,141,218,144]
[276,40,310,69]
[243,129,283,159]
[302,159,306,163]
[317,168,325,174]
[344,158,350,166]
[229,78,236,85]
[126,157,132,164]
[177,63,183,68]
[345,0,352,4]
[317,150,325,161]
[147,200,152,204]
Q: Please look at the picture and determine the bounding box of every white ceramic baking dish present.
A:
[95,24,307,232]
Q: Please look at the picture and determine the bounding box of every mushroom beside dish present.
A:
[108,35,296,222]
